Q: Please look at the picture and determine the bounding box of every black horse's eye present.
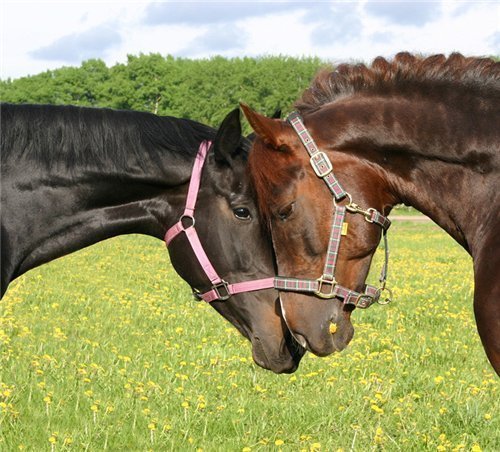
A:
[233,207,252,221]
[278,202,295,221]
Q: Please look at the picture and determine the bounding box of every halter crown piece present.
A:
[165,129,392,309]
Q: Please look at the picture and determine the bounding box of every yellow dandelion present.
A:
[275,439,284,446]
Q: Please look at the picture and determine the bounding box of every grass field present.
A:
[1,221,498,451]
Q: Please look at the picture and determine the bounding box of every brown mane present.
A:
[295,52,500,114]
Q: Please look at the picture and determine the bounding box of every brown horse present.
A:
[242,52,500,374]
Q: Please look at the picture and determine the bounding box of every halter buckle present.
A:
[314,276,337,299]
[310,152,333,178]
[355,294,375,309]
[212,280,231,301]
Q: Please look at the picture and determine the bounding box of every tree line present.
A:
[0,54,326,128]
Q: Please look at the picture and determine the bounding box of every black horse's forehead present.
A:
[209,162,253,201]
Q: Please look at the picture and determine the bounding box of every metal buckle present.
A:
[314,276,337,299]
[355,294,374,309]
[212,280,231,301]
[310,152,333,178]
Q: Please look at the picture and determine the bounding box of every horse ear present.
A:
[240,103,287,149]
[245,107,281,141]
[212,108,242,167]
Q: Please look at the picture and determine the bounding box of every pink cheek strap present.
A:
[165,140,276,302]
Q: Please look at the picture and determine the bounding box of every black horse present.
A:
[0,103,304,373]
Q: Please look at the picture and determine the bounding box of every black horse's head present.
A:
[166,109,305,373]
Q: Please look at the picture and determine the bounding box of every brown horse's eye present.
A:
[233,207,251,221]
[278,202,295,221]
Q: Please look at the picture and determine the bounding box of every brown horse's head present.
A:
[242,104,392,357]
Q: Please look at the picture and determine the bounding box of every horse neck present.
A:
[320,91,499,255]
[1,107,206,285]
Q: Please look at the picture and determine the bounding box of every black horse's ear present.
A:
[212,108,242,167]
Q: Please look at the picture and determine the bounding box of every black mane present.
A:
[0,104,216,170]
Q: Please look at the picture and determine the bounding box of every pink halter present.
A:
[165,141,275,302]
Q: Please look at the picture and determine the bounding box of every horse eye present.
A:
[278,202,295,221]
[233,207,252,221]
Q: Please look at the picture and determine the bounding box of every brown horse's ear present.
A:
[240,103,288,149]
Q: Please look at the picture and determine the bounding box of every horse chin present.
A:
[279,294,354,357]
[292,320,354,357]
[250,334,306,374]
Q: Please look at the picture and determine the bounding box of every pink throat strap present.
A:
[165,141,275,302]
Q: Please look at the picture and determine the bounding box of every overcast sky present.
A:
[1,1,499,80]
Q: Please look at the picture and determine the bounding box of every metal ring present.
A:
[179,214,195,229]
[364,208,376,223]
[334,192,353,208]
[377,287,393,305]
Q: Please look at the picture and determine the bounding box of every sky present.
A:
[1,1,499,80]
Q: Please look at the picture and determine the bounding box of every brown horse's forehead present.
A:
[249,140,306,206]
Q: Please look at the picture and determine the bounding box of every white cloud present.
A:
[30,24,122,63]
[1,1,499,80]
[364,1,440,26]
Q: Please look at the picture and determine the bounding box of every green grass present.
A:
[390,205,422,216]
[1,222,498,451]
